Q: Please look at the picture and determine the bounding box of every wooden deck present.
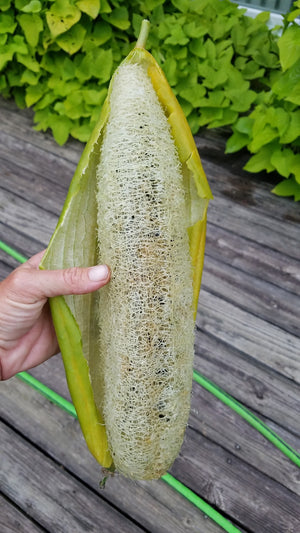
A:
[1,96,300,533]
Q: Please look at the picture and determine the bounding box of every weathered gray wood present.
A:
[2,134,298,263]
[189,380,300,495]
[0,188,57,245]
[207,194,300,261]
[29,353,72,401]
[27,342,300,477]
[3,213,299,343]
[0,157,67,216]
[0,130,76,189]
[0,377,227,533]
[205,160,300,227]
[194,330,300,436]
[2,195,299,381]
[1,100,299,258]
[197,289,300,383]
[171,428,300,533]
[1,494,46,533]
[3,96,298,234]
[26,356,300,495]
[26,331,300,449]
[0,422,146,533]
[0,260,17,281]
[0,222,44,259]
[205,224,300,296]
[0,96,81,165]
[25,349,300,494]
[1,95,300,533]
[203,255,300,337]
[4,360,300,503]
[196,130,300,224]
[0,249,20,271]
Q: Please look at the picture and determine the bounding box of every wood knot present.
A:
[247,376,267,400]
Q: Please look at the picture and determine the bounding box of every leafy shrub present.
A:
[226,2,300,200]
[0,0,299,199]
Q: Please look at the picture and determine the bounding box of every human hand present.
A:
[0,250,110,380]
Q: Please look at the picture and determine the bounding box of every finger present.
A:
[6,263,111,302]
[26,250,47,268]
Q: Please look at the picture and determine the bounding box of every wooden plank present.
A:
[203,255,300,337]
[195,130,298,218]
[2,128,297,264]
[26,354,300,495]
[1,264,300,492]
[3,220,299,344]
[0,157,67,216]
[2,96,299,234]
[0,377,227,533]
[0,188,57,246]
[0,96,82,165]
[26,350,300,496]
[197,289,300,384]
[3,366,299,533]
[0,249,20,271]
[3,174,299,341]
[207,195,300,261]
[1,94,300,533]
[0,130,76,189]
[194,332,300,436]
[29,354,72,402]
[2,148,300,311]
[0,222,44,259]
[195,131,300,228]
[26,347,300,480]
[0,260,16,281]
[206,161,300,227]
[1,494,46,533]
[171,428,300,533]
[190,380,300,495]
[26,338,300,451]
[0,422,146,533]
[205,224,300,296]
[2,101,299,260]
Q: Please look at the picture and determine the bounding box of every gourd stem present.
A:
[136,19,150,49]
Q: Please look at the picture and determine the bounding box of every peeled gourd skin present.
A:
[40,21,212,480]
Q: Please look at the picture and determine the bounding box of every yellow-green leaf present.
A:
[21,0,42,13]
[0,10,17,33]
[17,13,43,48]
[49,114,72,145]
[16,51,40,72]
[102,7,130,30]
[270,148,296,178]
[278,25,300,72]
[46,0,81,38]
[25,83,45,106]
[76,0,100,19]
[272,177,300,200]
[56,23,86,55]
[244,144,276,173]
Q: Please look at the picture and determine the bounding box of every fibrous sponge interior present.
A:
[94,62,195,479]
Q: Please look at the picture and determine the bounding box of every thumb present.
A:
[6,262,111,303]
[38,264,111,298]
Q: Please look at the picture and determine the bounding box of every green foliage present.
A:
[0,0,299,200]
[226,0,300,201]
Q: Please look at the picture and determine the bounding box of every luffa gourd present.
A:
[40,20,213,480]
